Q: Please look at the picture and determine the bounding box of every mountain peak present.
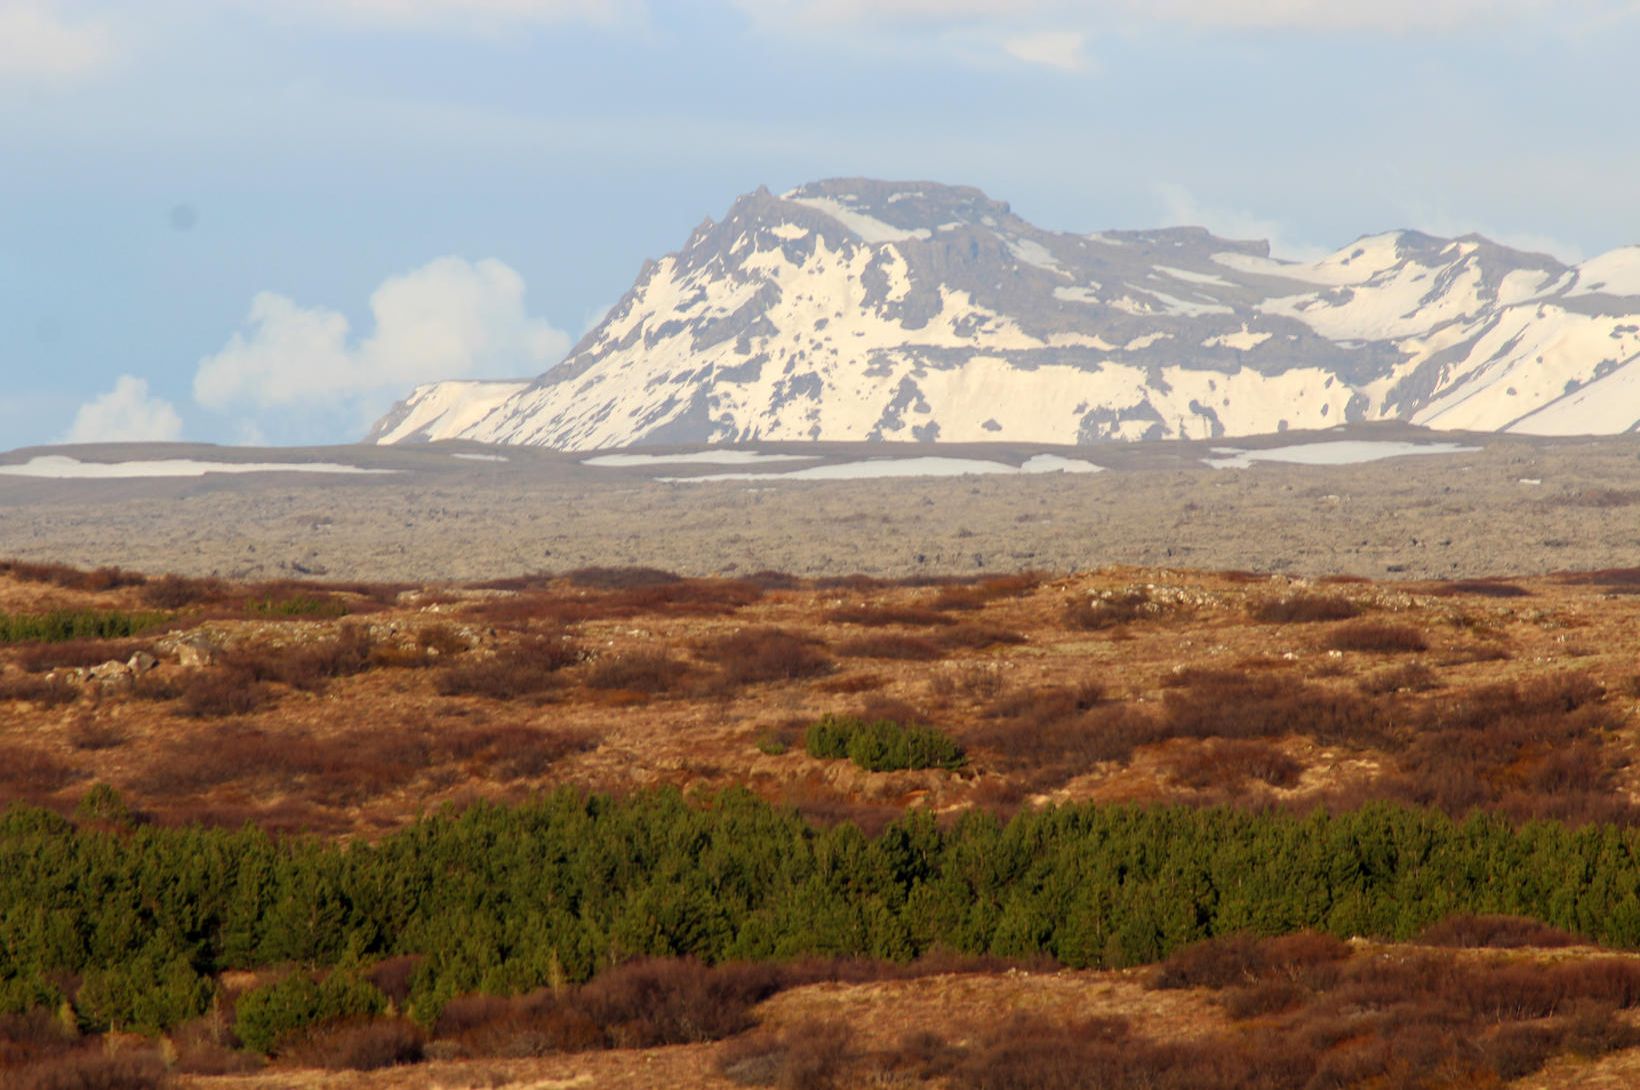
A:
[371,179,1640,449]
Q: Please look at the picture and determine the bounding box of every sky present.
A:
[2,0,1638,449]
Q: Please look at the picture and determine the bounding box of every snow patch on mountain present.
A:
[367,380,530,445]
[369,179,1640,450]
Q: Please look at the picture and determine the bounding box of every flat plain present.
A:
[1,424,1638,584]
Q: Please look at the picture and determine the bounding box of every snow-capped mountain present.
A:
[368,179,1640,449]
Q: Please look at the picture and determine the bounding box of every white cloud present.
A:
[0,1,115,82]
[1002,29,1087,71]
[1155,182,1325,261]
[737,0,1579,33]
[284,0,641,33]
[194,256,569,426]
[65,376,183,444]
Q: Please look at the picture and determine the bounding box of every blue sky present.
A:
[2,0,1637,448]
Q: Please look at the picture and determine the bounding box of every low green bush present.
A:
[804,714,964,772]
[77,948,213,1034]
[0,610,171,644]
[235,972,387,1054]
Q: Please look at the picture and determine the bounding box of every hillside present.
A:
[370,179,1640,450]
[9,560,1640,1088]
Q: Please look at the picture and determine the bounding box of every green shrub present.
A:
[0,973,63,1017]
[804,715,964,772]
[0,610,171,644]
[235,972,386,1054]
[247,595,349,618]
[77,949,213,1034]
[74,784,133,826]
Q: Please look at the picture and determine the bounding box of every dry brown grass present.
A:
[5,560,1640,837]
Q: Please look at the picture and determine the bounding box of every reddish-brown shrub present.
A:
[167,1008,261,1075]
[1161,739,1303,791]
[1159,670,1393,749]
[0,559,146,592]
[565,566,682,589]
[934,625,1027,650]
[1430,579,1532,598]
[0,746,86,798]
[439,724,594,780]
[139,573,227,609]
[363,956,422,1006]
[1323,620,1428,653]
[699,628,832,686]
[1555,566,1640,587]
[855,695,927,727]
[0,1008,79,1068]
[578,959,786,1048]
[1356,662,1439,694]
[434,635,579,700]
[582,650,693,694]
[7,1051,169,1090]
[1418,915,1580,950]
[230,626,374,692]
[986,682,1106,730]
[474,578,762,626]
[66,714,128,751]
[824,605,954,627]
[815,673,887,694]
[1385,672,1633,823]
[0,673,79,706]
[1151,932,1350,991]
[931,573,1041,611]
[836,633,945,661]
[1063,590,1156,631]
[952,663,1007,701]
[281,1017,424,1071]
[14,640,155,674]
[718,1018,854,1090]
[737,569,799,589]
[175,666,272,718]
[133,717,592,805]
[1248,593,1362,624]
[962,703,1163,791]
[1220,980,1308,1019]
[595,579,764,619]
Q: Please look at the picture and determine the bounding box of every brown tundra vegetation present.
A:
[8,560,1640,1087]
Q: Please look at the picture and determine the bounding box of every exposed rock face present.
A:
[371,179,1640,449]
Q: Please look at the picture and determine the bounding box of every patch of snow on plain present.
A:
[451,453,509,462]
[1204,440,1480,469]
[661,455,1103,483]
[1020,454,1104,474]
[0,456,396,479]
[786,196,932,244]
[582,450,821,468]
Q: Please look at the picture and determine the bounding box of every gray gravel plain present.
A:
[1,424,1637,583]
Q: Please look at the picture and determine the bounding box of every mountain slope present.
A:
[371,180,1640,449]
